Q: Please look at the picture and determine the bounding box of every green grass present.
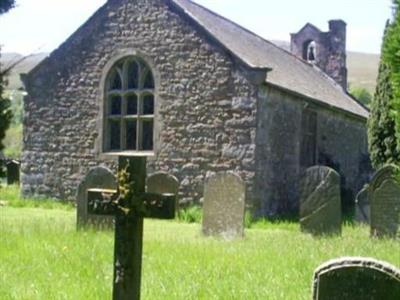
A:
[0,185,74,210]
[1,187,399,299]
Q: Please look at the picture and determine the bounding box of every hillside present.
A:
[1,44,379,93]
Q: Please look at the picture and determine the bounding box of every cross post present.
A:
[87,155,176,300]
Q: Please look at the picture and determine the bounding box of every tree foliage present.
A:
[350,86,373,107]
[384,0,400,156]
[0,0,16,176]
[0,0,15,14]
[368,21,400,168]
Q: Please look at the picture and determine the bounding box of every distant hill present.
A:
[1,43,379,93]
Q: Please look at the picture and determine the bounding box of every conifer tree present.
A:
[384,0,400,157]
[368,21,400,168]
[0,0,16,176]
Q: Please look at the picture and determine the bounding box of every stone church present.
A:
[21,0,370,216]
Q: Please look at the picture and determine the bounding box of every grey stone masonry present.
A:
[21,0,371,217]
[21,0,258,205]
[291,20,348,90]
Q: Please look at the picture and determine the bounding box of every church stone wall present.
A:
[22,0,258,204]
[254,85,370,217]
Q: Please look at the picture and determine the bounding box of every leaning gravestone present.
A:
[76,166,118,228]
[355,185,370,224]
[202,172,246,239]
[312,257,400,300]
[147,172,179,206]
[300,166,341,235]
[369,164,400,238]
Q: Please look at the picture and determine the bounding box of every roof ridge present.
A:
[180,0,318,68]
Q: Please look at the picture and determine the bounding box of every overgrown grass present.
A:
[0,184,74,210]
[177,205,202,223]
[1,188,399,299]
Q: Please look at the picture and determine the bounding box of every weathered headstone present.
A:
[6,160,20,185]
[312,257,400,300]
[355,185,370,224]
[202,172,246,239]
[88,155,176,300]
[300,166,341,235]
[369,165,400,238]
[147,172,179,206]
[76,166,117,228]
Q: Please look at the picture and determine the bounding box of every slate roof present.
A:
[171,0,369,119]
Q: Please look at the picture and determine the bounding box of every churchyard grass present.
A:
[1,187,399,299]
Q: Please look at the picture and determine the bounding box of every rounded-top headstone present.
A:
[76,166,118,228]
[369,164,400,238]
[202,172,246,239]
[147,172,179,195]
[312,257,400,300]
[300,166,341,236]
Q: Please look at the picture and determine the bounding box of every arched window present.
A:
[303,40,317,63]
[104,57,155,152]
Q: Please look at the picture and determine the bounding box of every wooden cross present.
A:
[87,155,176,300]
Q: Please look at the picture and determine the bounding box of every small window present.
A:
[300,109,317,167]
[104,57,155,152]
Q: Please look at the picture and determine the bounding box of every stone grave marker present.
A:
[300,166,341,235]
[147,172,179,206]
[312,257,400,300]
[6,160,20,185]
[202,172,246,239]
[87,155,176,300]
[370,164,400,238]
[355,185,370,224]
[76,166,117,228]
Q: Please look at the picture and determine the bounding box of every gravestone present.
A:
[6,160,20,185]
[369,165,400,238]
[76,166,118,228]
[202,172,246,239]
[355,185,370,224]
[312,257,400,300]
[88,155,176,300]
[300,166,341,235]
[147,172,179,206]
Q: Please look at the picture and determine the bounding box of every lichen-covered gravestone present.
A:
[76,166,118,228]
[312,257,400,300]
[202,172,246,239]
[355,185,370,224]
[370,165,400,238]
[147,172,179,206]
[300,166,341,235]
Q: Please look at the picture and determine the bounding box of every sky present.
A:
[0,0,394,55]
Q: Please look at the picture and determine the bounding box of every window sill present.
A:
[102,151,155,158]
